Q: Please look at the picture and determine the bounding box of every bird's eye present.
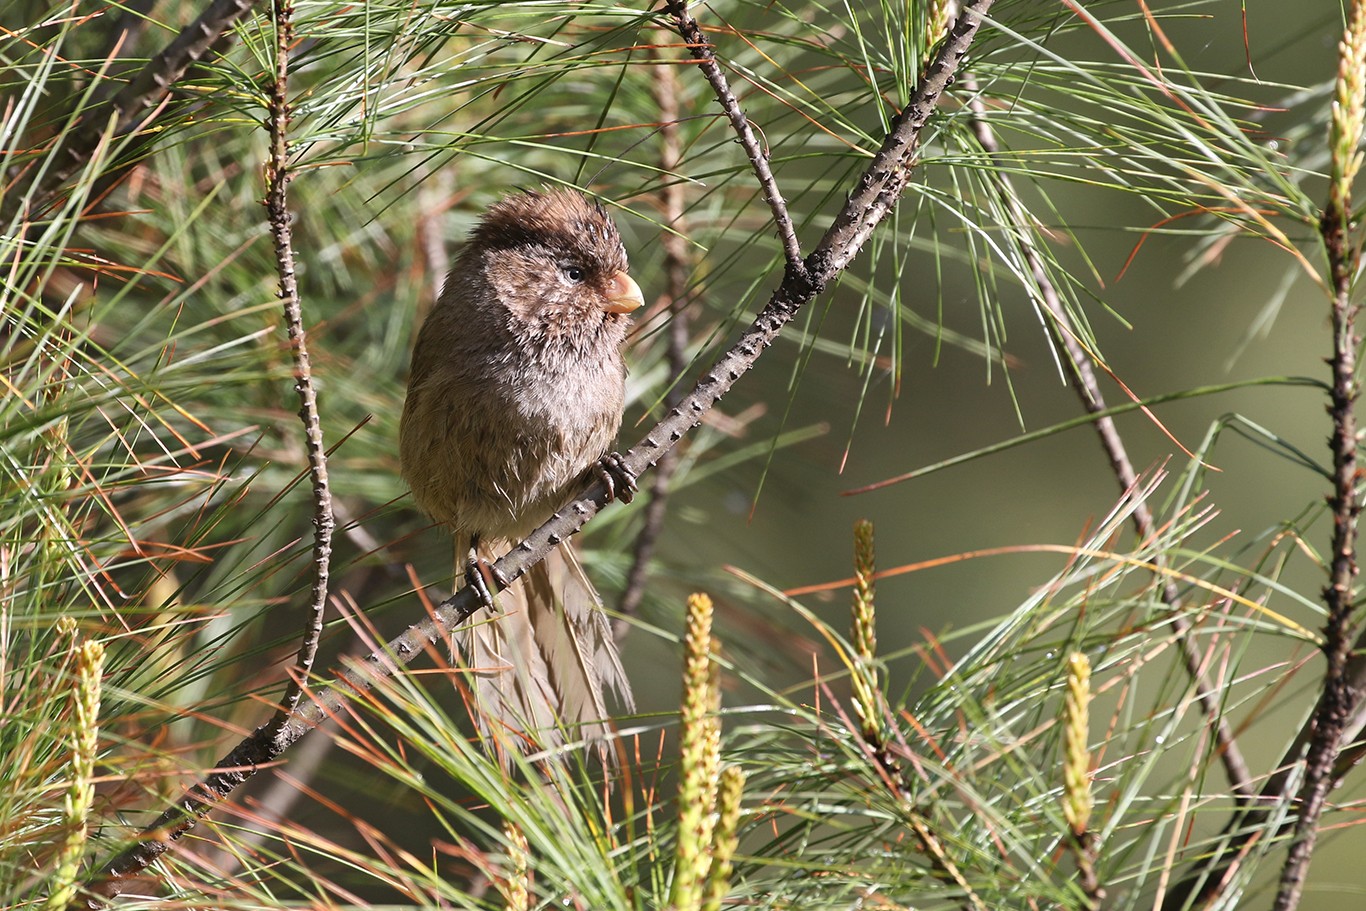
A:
[563,265,586,283]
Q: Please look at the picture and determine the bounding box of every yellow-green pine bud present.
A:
[925,0,955,64]
[850,520,880,738]
[1062,652,1093,837]
[1332,0,1366,210]
[701,766,745,911]
[672,593,719,911]
[46,638,104,911]
[501,820,529,911]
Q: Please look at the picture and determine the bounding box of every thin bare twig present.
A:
[665,1,805,272]
[78,1,993,901]
[1271,3,1366,906]
[262,0,333,725]
[618,37,696,627]
[962,81,1253,802]
[197,699,338,875]
[1166,5,1366,908]
[14,0,262,220]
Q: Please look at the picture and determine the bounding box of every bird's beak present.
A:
[603,271,645,314]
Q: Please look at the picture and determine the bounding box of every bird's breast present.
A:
[403,345,625,539]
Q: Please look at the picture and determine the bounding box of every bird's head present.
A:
[467,188,644,351]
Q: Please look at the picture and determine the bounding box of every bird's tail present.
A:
[456,540,634,762]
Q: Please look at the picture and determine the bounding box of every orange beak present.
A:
[603,270,645,314]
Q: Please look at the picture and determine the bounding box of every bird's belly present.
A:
[402,365,620,539]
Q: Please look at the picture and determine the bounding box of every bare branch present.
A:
[962,80,1253,802]
[666,1,805,272]
[1271,2,1366,905]
[17,0,262,218]
[1168,3,1366,907]
[78,0,993,900]
[619,35,696,626]
[262,0,332,724]
[1162,653,1366,908]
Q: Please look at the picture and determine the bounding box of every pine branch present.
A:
[262,0,333,725]
[1166,4,1366,907]
[962,76,1253,802]
[12,0,261,219]
[666,1,804,272]
[618,32,696,626]
[1271,1,1366,906]
[75,0,994,902]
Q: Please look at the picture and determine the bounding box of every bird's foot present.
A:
[465,548,510,612]
[594,451,638,504]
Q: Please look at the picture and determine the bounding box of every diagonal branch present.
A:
[962,80,1253,802]
[1162,671,1366,909]
[13,0,262,219]
[77,0,993,902]
[666,1,805,272]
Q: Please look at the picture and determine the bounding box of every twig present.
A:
[1161,656,1366,908]
[77,1,993,901]
[962,80,1253,801]
[196,699,338,875]
[846,520,987,911]
[665,1,804,272]
[618,37,696,627]
[13,0,262,219]
[1271,3,1366,907]
[1167,5,1366,908]
[262,0,333,726]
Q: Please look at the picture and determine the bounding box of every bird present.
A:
[399,188,643,760]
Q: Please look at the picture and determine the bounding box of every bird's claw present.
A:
[465,550,509,612]
[594,451,638,504]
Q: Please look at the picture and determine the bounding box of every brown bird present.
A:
[399,188,642,758]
